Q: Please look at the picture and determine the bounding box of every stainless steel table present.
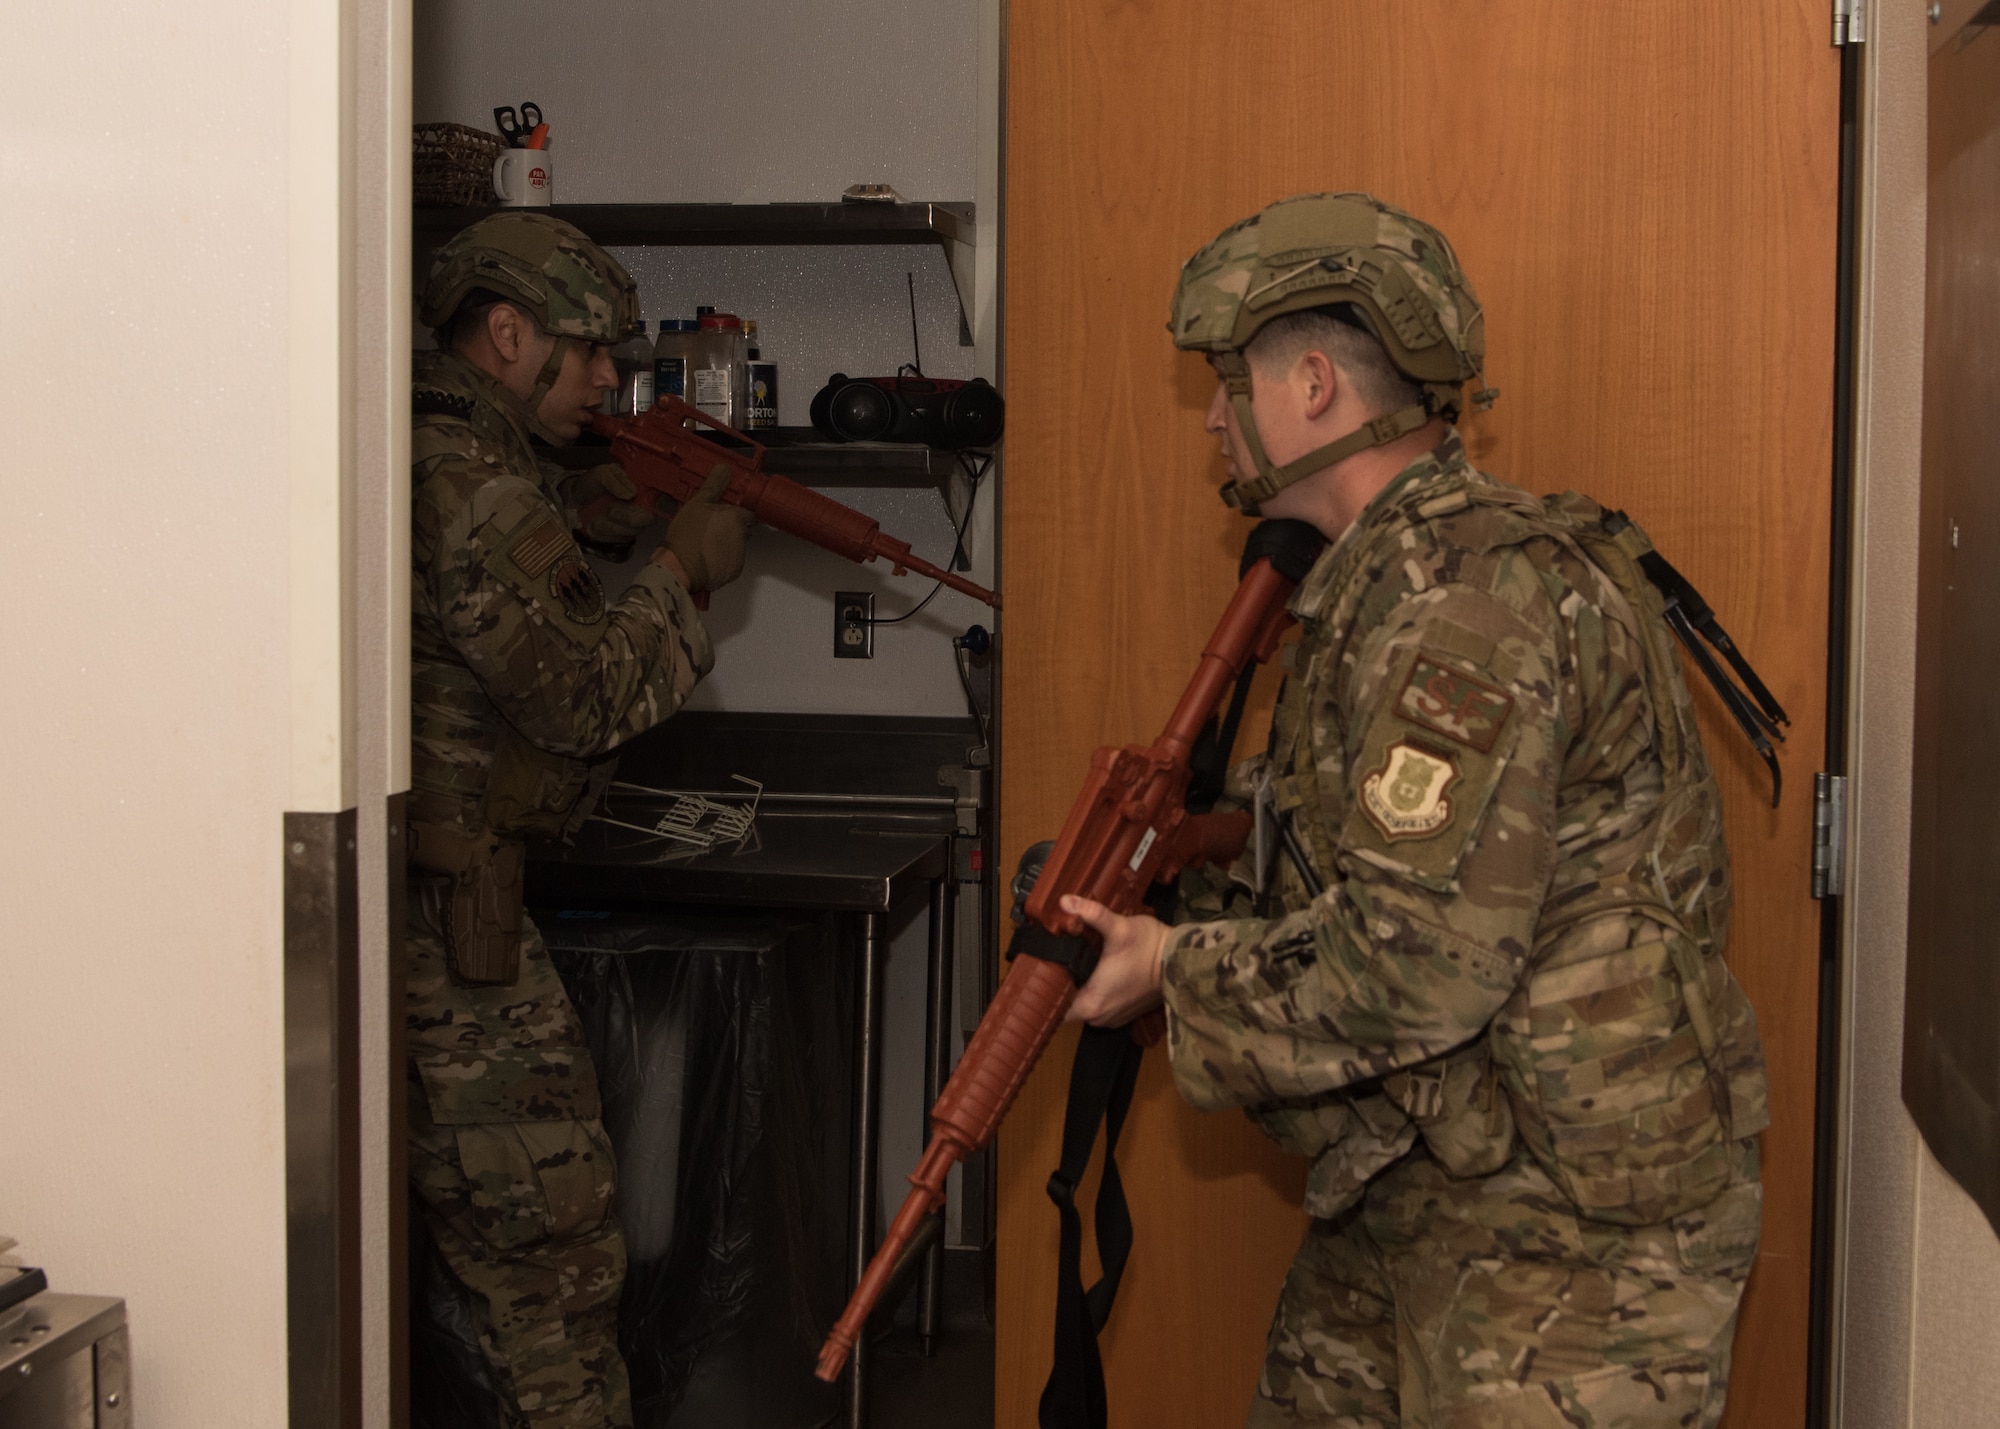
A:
[0,1290,129,1428]
[529,803,954,1429]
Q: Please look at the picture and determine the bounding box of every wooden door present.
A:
[997,4,1837,1426]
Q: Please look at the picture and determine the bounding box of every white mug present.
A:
[493,148,553,207]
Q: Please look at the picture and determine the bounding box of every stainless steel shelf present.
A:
[415,201,972,250]
[415,201,979,341]
[548,427,974,496]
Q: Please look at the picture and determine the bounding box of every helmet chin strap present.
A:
[1213,349,1433,515]
[518,335,579,446]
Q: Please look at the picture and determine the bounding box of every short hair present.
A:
[436,287,518,352]
[1245,306,1422,417]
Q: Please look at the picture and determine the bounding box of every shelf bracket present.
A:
[929,203,978,347]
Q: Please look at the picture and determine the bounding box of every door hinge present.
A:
[1834,0,1866,45]
[1812,772,1848,899]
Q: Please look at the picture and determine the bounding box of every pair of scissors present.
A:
[493,102,544,148]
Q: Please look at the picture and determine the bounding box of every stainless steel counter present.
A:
[0,1292,128,1428]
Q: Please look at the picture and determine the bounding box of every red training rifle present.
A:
[813,518,1327,1383]
[587,396,999,609]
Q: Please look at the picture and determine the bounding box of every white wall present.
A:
[1836,1,2000,1423]
[0,2,332,1426]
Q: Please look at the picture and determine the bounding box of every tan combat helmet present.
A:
[420,212,640,440]
[1170,193,1495,514]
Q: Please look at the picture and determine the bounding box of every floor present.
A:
[868,1247,995,1429]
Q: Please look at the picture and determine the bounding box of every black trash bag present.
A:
[408,1187,505,1429]
[406,909,856,1429]
[547,910,855,1429]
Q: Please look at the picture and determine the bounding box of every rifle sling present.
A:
[1187,662,1260,816]
[1037,1021,1145,1429]
[1659,602,1785,808]
[1636,548,1790,730]
[1036,521,1322,1425]
[1012,923,1100,984]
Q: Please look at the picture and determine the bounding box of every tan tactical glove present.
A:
[659,465,754,591]
[565,462,655,547]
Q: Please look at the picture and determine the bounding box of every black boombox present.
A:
[808,373,1005,449]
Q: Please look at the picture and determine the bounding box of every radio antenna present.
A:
[906,271,923,377]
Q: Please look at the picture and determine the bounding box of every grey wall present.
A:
[413,0,976,205]
[413,0,991,717]
[611,243,975,429]
[585,481,992,716]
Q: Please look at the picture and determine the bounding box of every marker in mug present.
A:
[494,144,552,207]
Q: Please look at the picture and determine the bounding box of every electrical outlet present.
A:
[834,591,874,658]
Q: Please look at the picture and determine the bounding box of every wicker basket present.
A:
[414,121,504,207]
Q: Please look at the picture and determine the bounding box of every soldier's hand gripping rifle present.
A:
[813,519,1327,1383]
[587,396,1000,608]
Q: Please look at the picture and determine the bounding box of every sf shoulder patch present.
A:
[1395,653,1514,751]
[1360,739,1460,840]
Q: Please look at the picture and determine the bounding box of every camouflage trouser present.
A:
[406,879,633,1428]
[1248,1140,1761,1429]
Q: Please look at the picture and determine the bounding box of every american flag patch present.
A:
[508,517,572,579]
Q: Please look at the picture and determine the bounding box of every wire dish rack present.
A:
[586,776,764,858]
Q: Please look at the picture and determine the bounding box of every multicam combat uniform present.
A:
[407,348,711,1427]
[1161,434,1768,1428]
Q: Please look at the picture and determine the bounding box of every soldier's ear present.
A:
[486,302,526,363]
[1298,348,1339,420]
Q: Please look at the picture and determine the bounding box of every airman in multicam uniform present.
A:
[1062,194,1768,1428]
[406,212,751,1428]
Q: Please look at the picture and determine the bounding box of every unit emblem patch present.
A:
[1361,740,1459,840]
[549,558,606,624]
[1395,653,1514,752]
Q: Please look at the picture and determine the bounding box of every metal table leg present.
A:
[917,870,956,1357]
[848,910,886,1429]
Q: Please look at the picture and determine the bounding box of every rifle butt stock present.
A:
[814,953,1077,1382]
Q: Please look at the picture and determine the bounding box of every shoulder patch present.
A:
[413,388,475,420]
[1395,652,1514,752]
[1360,739,1460,840]
[482,505,612,643]
[507,516,573,579]
[1338,638,1529,893]
[549,557,607,624]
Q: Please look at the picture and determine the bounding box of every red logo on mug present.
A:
[530,166,548,189]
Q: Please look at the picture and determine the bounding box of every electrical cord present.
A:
[955,636,990,749]
[868,448,993,625]
[856,440,995,745]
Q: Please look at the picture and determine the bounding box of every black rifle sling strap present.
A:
[1037,1020,1145,1429]
[1186,661,1259,815]
[1040,520,1327,1427]
[1037,667,1252,1429]
[1599,510,1792,808]
[1040,660,1240,1416]
[1641,547,1792,807]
